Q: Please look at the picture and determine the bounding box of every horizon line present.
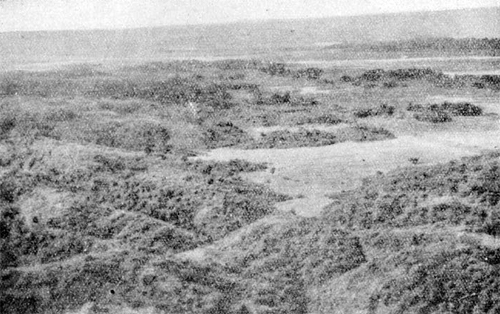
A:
[1,5,499,34]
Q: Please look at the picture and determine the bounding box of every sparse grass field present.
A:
[1,40,500,314]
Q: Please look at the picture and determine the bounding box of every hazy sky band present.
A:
[0,0,499,32]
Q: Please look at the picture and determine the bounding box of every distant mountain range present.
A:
[1,6,499,69]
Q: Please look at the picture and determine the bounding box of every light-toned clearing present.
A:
[18,187,73,226]
[299,86,332,95]
[293,56,500,67]
[266,86,332,95]
[65,302,157,314]
[444,70,500,76]
[196,107,500,217]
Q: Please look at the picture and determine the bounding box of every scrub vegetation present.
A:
[1,37,499,314]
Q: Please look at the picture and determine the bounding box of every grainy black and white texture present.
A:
[1,3,500,314]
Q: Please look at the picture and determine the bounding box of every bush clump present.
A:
[472,75,500,90]
[295,113,344,125]
[360,69,386,81]
[256,92,319,107]
[293,67,323,80]
[356,68,442,83]
[408,103,452,123]
[440,101,483,116]
[187,159,268,176]
[203,121,252,149]
[198,184,288,240]
[413,108,453,123]
[260,62,289,76]
[407,101,483,123]
[340,75,354,82]
[353,104,395,118]
[387,68,440,80]
[246,126,394,149]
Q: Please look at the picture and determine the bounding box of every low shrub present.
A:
[233,218,366,285]
[246,126,394,149]
[353,104,395,118]
[413,109,452,123]
[476,75,500,90]
[406,102,424,111]
[203,121,252,149]
[86,77,235,109]
[360,69,385,81]
[270,91,291,104]
[249,129,339,148]
[295,113,343,125]
[0,110,58,139]
[340,75,353,82]
[53,119,172,153]
[212,59,264,71]
[0,78,21,96]
[0,202,93,267]
[467,162,500,206]
[0,74,75,98]
[325,153,500,231]
[1,251,144,314]
[408,103,452,123]
[0,205,25,268]
[0,102,80,141]
[97,99,150,115]
[387,68,440,80]
[370,246,500,314]
[293,67,323,80]
[407,101,483,123]
[199,185,284,240]
[356,68,442,83]
[187,159,268,175]
[91,155,127,173]
[260,62,289,76]
[256,92,319,107]
[382,81,398,88]
[0,113,16,138]
[440,101,483,116]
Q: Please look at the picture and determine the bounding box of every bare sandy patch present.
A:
[293,56,500,67]
[299,86,331,95]
[196,127,500,216]
[18,187,73,226]
[444,70,500,76]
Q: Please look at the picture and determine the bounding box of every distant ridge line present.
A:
[0,6,499,34]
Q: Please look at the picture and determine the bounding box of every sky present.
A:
[0,0,499,32]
